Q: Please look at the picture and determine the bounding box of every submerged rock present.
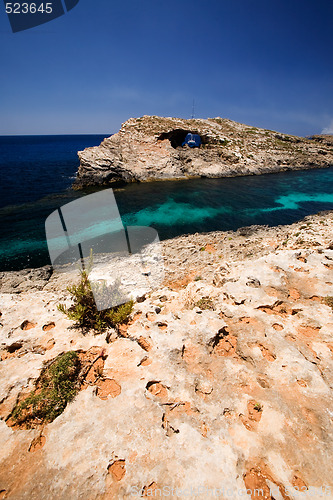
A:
[74,115,333,188]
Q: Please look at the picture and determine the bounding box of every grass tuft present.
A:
[10,351,81,428]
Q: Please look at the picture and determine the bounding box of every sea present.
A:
[1,134,333,272]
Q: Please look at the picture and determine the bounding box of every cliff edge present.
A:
[74,115,333,188]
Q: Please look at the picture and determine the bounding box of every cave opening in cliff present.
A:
[158,129,205,149]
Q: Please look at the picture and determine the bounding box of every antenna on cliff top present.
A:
[191,99,195,119]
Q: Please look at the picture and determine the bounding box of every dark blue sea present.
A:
[1,134,333,272]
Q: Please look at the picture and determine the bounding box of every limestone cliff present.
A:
[74,115,333,188]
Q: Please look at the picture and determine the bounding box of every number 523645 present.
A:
[5,3,53,14]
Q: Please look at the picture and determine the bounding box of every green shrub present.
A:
[195,297,214,310]
[323,296,333,310]
[10,351,80,428]
[58,265,133,333]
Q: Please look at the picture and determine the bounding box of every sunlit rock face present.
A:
[0,211,333,498]
[74,115,333,188]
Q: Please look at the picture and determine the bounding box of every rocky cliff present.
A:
[74,116,333,188]
[1,211,333,498]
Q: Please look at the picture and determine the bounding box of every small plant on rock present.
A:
[58,254,133,333]
[323,296,333,310]
[195,297,214,310]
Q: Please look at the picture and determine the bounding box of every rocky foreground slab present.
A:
[0,211,333,499]
[74,116,333,188]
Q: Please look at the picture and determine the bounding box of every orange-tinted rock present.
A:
[294,267,309,273]
[213,331,237,357]
[255,343,276,361]
[310,295,321,301]
[240,401,263,431]
[205,244,216,253]
[258,302,292,316]
[238,317,258,325]
[138,356,152,367]
[147,382,168,399]
[108,460,126,482]
[166,272,196,290]
[243,468,271,499]
[264,286,283,298]
[45,339,55,350]
[118,324,129,337]
[292,474,308,491]
[142,482,159,497]
[257,377,270,388]
[288,288,301,300]
[84,357,105,385]
[96,379,121,400]
[297,325,321,338]
[42,322,55,331]
[0,342,23,361]
[28,435,46,453]
[138,336,153,352]
[201,422,208,437]
[20,320,36,330]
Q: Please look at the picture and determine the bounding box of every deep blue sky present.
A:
[1,0,333,136]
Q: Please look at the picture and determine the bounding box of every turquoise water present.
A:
[123,198,230,226]
[0,134,332,271]
[117,167,333,231]
[261,192,333,212]
[1,168,333,271]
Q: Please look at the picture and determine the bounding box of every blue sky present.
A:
[1,0,333,136]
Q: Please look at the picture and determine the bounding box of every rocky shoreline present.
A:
[0,211,333,497]
[1,210,332,293]
[74,115,333,188]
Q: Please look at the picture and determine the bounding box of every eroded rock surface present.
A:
[74,116,333,188]
[0,266,53,294]
[0,212,333,498]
